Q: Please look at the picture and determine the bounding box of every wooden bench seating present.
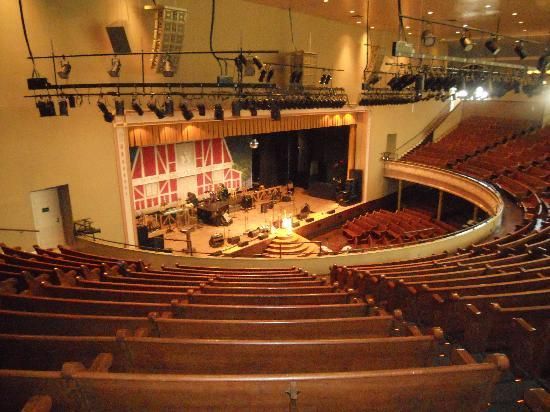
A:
[184,290,352,306]
[509,318,549,378]
[0,350,508,412]
[172,301,371,320]
[57,245,146,270]
[463,303,550,353]
[209,279,326,288]
[161,264,302,275]
[200,284,335,295]
[101,273,205,287]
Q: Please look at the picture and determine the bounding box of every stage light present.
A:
[107,56,122,77]
[258,69,267,82]
[234,54,248,72]
[484,37,500,55]
[148,98,165,119]
[266,67,275,82]
[179,102,194,121]
[249,138,259,149]
[290,70,302,84]
[214,104,224,120]
[459,31,473,51]
[196,103,206,116]
[324,74,332,85]
[319,74,327,84]
[162,56,175,77]
[421,29,436,47]
[249,101,258,116]
[57,58,71,79]
[163,96,174,116]
[514,42,528,59]
[131,96,144,116]
[270,104,281,121]
[252,56,263,70]
[115,97,125,116]
[68,95,76,108]
[97,98,114,122]
[58,97,69,116]
[537,54,549,74]
[415,73,425,97]
[231,100,242,117]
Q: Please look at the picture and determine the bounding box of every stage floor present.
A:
[155,187,344,256]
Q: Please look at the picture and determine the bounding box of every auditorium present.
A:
[0,0,549,410]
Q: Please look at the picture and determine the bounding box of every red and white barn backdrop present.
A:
[130,138,245,212]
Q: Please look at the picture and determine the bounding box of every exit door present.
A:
[30,187,66,248]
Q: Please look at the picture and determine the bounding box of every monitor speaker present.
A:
[228,236,240,245]
[238,240,250,247]
[106,26,131,54]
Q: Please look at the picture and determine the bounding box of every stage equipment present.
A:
[36,97,56,117]
[258,233,269,240]
[131,96,144,115]
[231,100,242,117]
[228,235,240,245]
[209,233,224,248]
[248,229,260,238]
[57,58,71,79]
[163,96,174,116]
[305,217,314,223]
[241,195,253,210]
[58,98,69,116]
[238,240,250,247]
[270,104,281,121]
[249,138,259,149]
[148,98,165,119]
[260,202,270,213]
[421,29,436,47]
[151,6,186,75]
[196,103,206,116]
[514,42,528,60]
[266,67,275,82]
[484,37,500,55]
[106,26,131,54]
[327,209,335,214]
[180,102,194,120]
[214,104,224,120]
[107,56,122,77]
[198,201,230,226]
[115,98,125,116]
[252,56,264,70]
[97,98,114,122]
[162,56,175,77]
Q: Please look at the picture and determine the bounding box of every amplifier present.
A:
[209,233,224,248]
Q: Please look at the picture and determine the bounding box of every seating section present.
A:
[0,245,508,411]
[342,208,456,247]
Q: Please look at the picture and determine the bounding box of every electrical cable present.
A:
[18,0,38,74]
[210,0,223,75]
[288,7,298,51]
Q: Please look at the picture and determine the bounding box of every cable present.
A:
[18,0,38,74]
[210,0,223,75]
[288,7,298,51]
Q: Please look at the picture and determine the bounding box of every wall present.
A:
[0,0,366,249]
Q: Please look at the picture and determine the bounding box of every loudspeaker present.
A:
[106,26,131,54]
[241,195,253,209]
[150,235,165,250]
[209,233,224,248]
[221,213,233,225]
[327,209,336,214]
[292,222,300,228]
[238,240,250,247]
[248,229,260,238]
[228,236,240,245]
[137,225,150,248]
[348,169,363,200]
[306,217,314,223]
[258,233,269,240]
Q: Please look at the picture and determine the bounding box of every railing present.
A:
[0,228,39,233]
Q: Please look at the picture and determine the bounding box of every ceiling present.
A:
[246,0,550,43]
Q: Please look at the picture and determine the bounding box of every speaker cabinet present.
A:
[106,26,131,53]
[209,233,224,248]
[238,240,250,247]
[228,236,240,245]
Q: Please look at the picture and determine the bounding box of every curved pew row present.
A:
[0,350,509,412]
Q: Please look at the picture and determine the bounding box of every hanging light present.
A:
[179,102,194,121]
[58,97,69,116]
[266,66,275,82]
[514,42,528,59]
[231,99,242,117]
[115,97,125,116]
[459,30,474,51]
[537,53,549,74]
[97,97,114,122]
[214,104,224,120]
[131,96,144,116]
[249,138,259,149]
[57,57,72,79]
[162,55,175,77]
[148,96,165,119]
[484,36,501,55]
[196,103,206,116]
[270,103,281,121]
[249,100,258,116]
[421,29,437,47]
[252,56,264,70]
[107,56,122,77]
[163,95,174,116]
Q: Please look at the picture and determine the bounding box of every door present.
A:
[30,188,66,248]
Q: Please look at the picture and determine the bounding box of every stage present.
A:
[147,187,355,257]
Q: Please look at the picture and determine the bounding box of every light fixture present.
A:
[249,138,259,149]
[259,68,267,82]
[421,29,437,47]
[484,37,500,55]
[196,103,206,116]
[485,4,491,8]
[57,57,71,79]
[148,97,165,119]
[58,97,69,116]
[36,97,55,117]
[249,101,258,116]
[231,100,242,117]
[131,96,144,116]
[266,67,275,82]
[163,96,174,116]
[162,56,175,77]
[179,102,194,121]
[115,97,125,116]
[214,104,224,120]
[460,30,474,51]
[427,11,434,15]
[234,54,248,72]
[537,54,549,74]
[512,12,518,16]
[97,97,114,122]
[270,104,281,121]
[514,42,528,59]
[107,56,121,77]
[290,70,302,84]
[252,56,263,70]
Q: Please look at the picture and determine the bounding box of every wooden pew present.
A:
[57,245,146,271]
[75,277,194,293]
[463,303,550,353]
[200,285,335,295]
[509,318,549,379]
[0,293,172,317]
[184,289,351,306]
[0,351,509,412]
[210,279,326,288]
[172,262,302,273]
[173,301,371,320]
[102,273,204,287]
[212,274,316,282]
[524,388,550,412]
[0,309,150,337]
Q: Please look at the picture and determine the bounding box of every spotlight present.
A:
[148,98,165,119]
[234,54,248,72]
[319,74,327,84]
[214,104,224,120]
[459,31,473,51]
[252,56,263,70]
[323,74,332,85]
[514,42,528,59]
[97,98,114,122]
[290,70,302,84]
[196,103,206,116]
[57,58,71,79]
[249,101,258,116]
[162,56,175,77]
[421,29,436,47]
[537,54,549,74]
[266,67,275,82]
[415,73,425,97]
[107,56,122,77]
[484,37,500,55]
[68,95,76,108]
[163,96,174,117]
[259,69,267,82]
[249,138,259,149]
[270,104,281,121]
[58,98,69,116]
[131,96,144,116]
[179,102,194,121]
[231,100,242,117]
[115,97,125,116]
